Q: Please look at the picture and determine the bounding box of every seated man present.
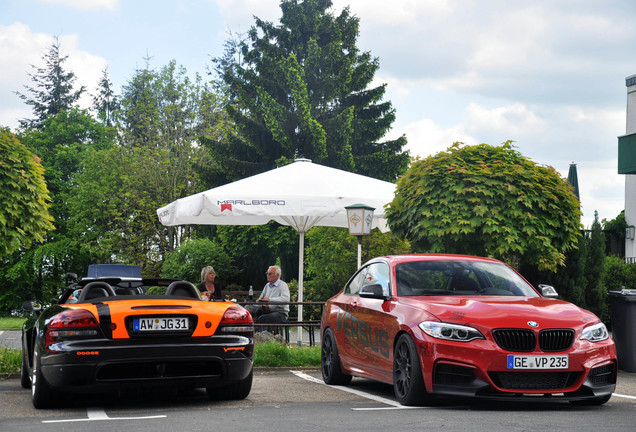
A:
[245,265,290,331]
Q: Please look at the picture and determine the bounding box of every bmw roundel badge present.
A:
[527,321,539,328]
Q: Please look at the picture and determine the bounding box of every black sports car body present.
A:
[21,275,254,408]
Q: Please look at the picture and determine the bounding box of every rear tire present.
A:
[393,333,430,406]
[321,328,352,385]
[31,348,59,409]
[207,369,253,400]
[20,348,31,389]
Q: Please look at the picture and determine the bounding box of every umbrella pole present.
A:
[297,231,304,346]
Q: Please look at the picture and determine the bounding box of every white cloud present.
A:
[213,0,281,30]
[333,0,451,27]
[464,102,546,138]
[0,23,107,129]
[399,117,477,160]
[39,0,119,10]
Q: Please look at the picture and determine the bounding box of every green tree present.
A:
[0,111,117,312]
[92,67,119,126]
[304,227,410,301]
[160,238,238,285]
[0,129,54,259]
[208,0,409,183]
[15,36,85,129]
[20,107,116,237]
[68,145,196,275]
[386,142,582,272]
[537,233,587,306]
[216,223,300,289]
[117,61,220,254]
[585,211,607,319]
[602,210,626,256]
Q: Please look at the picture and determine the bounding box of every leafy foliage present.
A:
[19,107,116,238]
[216,223,300,289]
[585,211,607,320]
[0,129,54,259]
[304,227,410,301]
[387,142,582,272]
[604,255,636,291]
[92,67,119,126]
[118,61,221,255]
[208,0,409,183]
[160,238,238,284]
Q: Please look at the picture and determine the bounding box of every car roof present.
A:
[367,254,504,265]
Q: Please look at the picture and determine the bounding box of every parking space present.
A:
[1,368,636,431]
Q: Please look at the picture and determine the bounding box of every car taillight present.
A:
[217,306,254,333]
[45,309,100,352]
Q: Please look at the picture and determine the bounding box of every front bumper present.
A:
[432,360,616,402]
[40,335,253,394]
[414,329,617,402]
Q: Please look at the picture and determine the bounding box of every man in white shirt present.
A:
[245,266,290,331]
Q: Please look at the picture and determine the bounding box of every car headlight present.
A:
[580,322,609,342]
[419,321,484,342]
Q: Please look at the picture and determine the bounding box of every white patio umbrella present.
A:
[156,158,396,343]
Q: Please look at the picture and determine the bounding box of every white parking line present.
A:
[42,408,167,423]
[613,393,636,400]
[292,370,636,406]
[290,370,423,410]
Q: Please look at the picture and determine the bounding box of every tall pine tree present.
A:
[15,36,85,130]
[585,211,608,320]
[92,67,119,126]
[207,0,409,183]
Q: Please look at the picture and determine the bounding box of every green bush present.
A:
[0,347,20,375]
[604,255,636,291]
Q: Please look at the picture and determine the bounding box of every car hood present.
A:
[400,296,599,329]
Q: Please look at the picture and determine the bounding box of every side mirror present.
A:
[538,284,558,298]
[22,300,43,313]
[359,283,389,300]
[65,272,78,283]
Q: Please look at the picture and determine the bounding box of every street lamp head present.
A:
[345,204,375,236]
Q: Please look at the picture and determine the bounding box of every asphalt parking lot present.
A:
[2,329,636,432]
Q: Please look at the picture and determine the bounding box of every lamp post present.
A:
[345,204,375,268]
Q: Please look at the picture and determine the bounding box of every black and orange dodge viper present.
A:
[20,276,254,408]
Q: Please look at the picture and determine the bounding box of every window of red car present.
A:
[395,260,539,297]
[362,262,391,297]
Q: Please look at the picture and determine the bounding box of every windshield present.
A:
[395,260,539,297]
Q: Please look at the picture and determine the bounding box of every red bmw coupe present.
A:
[320,254,616,406]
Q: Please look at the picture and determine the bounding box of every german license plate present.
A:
[133,317,189,331]
[507,354,568,369]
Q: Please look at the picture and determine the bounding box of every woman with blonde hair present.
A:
[197,266,223,301]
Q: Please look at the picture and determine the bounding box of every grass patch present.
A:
[254,341,321,367]
[0,317,26,330]
[0,347,20,375]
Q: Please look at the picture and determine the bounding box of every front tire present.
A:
[321,328,352,385]
[393,333,429,406]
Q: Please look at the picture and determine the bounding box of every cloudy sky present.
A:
[2,0,635,227]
